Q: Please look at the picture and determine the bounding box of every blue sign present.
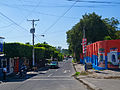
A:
[0,43,3,52]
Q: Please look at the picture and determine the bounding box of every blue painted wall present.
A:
[82,55,108,70]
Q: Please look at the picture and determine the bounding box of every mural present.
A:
[98,48,105,67]
[80,39,120,70]
[107,48,119,69]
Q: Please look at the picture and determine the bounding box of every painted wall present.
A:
[81,39,120,70]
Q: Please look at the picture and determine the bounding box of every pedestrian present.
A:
[3,66,7,82]
[84,62,87,71]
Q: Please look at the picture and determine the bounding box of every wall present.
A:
[81,39,120,70]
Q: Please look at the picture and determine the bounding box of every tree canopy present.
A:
[4,42,63,62]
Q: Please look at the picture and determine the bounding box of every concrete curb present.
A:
[72,63,77,72]
[77,78,102,90]
[72,63,102,90]
[102,76,120,79]
[85,75,120,79]
[73,63,120,90]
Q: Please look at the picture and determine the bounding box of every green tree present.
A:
[103,17,119,39]
[66,12,119,61]
[4,42,64,66]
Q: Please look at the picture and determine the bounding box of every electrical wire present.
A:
[0,11,29,33]
[0,2,80,19]
[0,1,119,21]
[67,0,120,4]
[42,0,79,34]
[1,1,119,8]
[34,34,41,43]
[0,23,13,29]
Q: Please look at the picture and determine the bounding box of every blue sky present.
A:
[0,0,120,49]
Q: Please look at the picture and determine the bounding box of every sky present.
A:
[0,0,120,49]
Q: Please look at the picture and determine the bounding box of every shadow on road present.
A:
[3,73,38,82]
[0,67,50,82]
[38,67,49,71]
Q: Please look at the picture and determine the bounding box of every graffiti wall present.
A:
[81,39,120,70]
[107,48,119,69]
[98,48,105,68]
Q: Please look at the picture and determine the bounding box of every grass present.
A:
[74,71,89,76]
[72,59,75,63]
[74,72,80,76]
[72,59,78,63]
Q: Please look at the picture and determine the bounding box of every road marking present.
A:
[27,72,38,74]
[63,70,70,73]
[31,76,71,77]
[68,70,71,72]
[40,71,47,73]
[56,69,58,71]
[48,74,53,77]
[27,79,73,81]
[1,82,22,84]
[63,70,67,73]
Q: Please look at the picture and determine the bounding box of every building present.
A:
[81,39,120,70]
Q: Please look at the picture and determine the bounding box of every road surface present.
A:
[0,58,88,90]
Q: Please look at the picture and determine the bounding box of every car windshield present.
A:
[51,61,57,64]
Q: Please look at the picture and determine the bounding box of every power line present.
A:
[1,1,119,21]
[18,8,80,19]
[0,23,13,29]
[0,1,42,30]
[67,0,120,4]
[42,0,79,34]
[34,34,41,43]
[0,11,29,33]
[0,2,80,19]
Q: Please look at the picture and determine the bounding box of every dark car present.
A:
[49,61,59,68]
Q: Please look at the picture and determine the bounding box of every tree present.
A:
[103,17,119,39]
[25,42,30,45]
[66,12,119,61]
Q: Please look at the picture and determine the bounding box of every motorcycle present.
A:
[19,65,27,78]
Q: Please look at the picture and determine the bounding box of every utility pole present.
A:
[27,19,39,67]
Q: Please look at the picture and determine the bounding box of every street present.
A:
[0,58,88,90]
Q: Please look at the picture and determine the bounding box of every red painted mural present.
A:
[85,39,120,69]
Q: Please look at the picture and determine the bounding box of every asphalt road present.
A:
[0,58,88,90]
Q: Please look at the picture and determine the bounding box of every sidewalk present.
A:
[73,63,120,90]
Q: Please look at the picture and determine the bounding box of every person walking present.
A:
[3,66,7,81]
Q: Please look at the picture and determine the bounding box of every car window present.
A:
[51,61,57,64]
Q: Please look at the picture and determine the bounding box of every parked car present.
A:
[49,61,59,68]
